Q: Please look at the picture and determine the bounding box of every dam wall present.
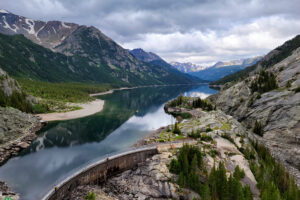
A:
[43,146,158,200]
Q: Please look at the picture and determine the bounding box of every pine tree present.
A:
[202,183,211,200]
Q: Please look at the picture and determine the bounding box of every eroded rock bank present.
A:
[0,107,42,198]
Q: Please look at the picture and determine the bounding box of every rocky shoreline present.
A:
[0,107,44,198]
[0,122,43,166]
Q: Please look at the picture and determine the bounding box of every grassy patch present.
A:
[220,121,231,131]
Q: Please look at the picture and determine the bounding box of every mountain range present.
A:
[0,9,201,86]
[171,57,262,81]
[129,48,202,83]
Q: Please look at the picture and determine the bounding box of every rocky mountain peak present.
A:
[0,10,78,50]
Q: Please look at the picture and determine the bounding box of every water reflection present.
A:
[0,85,217,200]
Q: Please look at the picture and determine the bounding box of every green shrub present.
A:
[201,133,213,141]
[84,192,95,200]
[32,104,49,114]
[294,86,300,93]
[253,121,264,136]
[173,122,181,135]
[205,127,213,132]
[188,130,201,139]
[221,133,235,144]
[286,80,292,88]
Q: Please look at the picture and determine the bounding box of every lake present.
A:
[0,85,217,200]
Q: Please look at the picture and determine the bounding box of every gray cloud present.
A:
[1,0,300,64]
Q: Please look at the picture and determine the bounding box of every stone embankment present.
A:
[43,147,158,200]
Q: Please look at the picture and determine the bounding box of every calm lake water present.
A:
[0,85,217,200]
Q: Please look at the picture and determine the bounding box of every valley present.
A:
[0,2,299,200]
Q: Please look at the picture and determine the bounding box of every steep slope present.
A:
[190,57,262,81]
[212,35,300,85]
[130,48,204,83]
[0,10,199,85]
[209,35,300,185]
[0,33,126,84]
[0,68,33,112]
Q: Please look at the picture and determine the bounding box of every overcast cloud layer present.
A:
[1,0,300,65]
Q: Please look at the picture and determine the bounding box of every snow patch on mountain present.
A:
[62,22,71,29]
[2,16,18,33]
[34,25,45,42]
[0,9,9,14]
[25,18,35,34]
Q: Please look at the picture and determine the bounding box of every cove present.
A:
[0,85,217,200]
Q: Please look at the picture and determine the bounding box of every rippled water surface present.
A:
[0,85,217,200]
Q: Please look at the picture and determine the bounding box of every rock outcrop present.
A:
[209,45,300,185]
[0,107,41,165]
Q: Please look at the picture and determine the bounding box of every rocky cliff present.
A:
[209,37,300,185]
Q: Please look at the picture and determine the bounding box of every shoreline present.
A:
[36,99,105,122]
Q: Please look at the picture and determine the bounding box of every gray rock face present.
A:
[0,68,21,96]
[0,107,41,165]
[209,46,300,185]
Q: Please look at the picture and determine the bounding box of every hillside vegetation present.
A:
[0,69,32,112]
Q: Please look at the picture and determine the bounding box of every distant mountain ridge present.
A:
[0,9,199,86]
[171,57,262,81]
[130,48,205,83]
[170,62,209,73]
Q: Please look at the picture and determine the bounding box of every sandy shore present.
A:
[36,87,134,122]
[37,99,104,122]
[89,87,138,97]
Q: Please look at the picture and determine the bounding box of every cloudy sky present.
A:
[2,0,300,65]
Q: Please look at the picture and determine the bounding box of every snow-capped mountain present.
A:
[0,9,79,51]
[170,62,209,73]
[190,56,263,81]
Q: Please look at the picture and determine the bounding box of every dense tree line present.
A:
[192,97,214,111]
[169,94,185,107]
[168,95,215,112]
[251,141,300,200]
[169,144,253,200]
[250,70,278,93]
[18,79,112,103]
